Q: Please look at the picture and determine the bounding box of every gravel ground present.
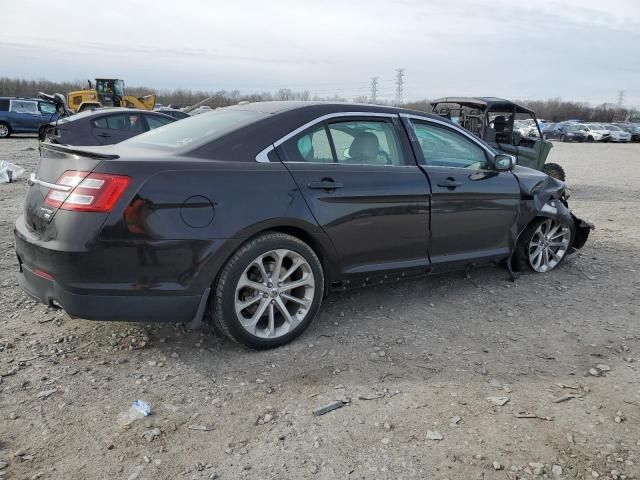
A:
[1,136,639,480]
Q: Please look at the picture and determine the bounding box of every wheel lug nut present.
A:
[263,293,268,298]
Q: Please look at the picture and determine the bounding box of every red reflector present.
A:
[44,171,130,213]
[34,268,54,281]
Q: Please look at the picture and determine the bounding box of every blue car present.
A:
[0,97,60,138]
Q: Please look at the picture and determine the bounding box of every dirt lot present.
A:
[1,136,639,480]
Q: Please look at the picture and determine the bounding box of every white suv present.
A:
[582,124,611,142]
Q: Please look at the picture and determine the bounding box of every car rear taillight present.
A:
[44,170,130,212]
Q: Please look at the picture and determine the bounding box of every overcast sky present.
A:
[3,0,639,106]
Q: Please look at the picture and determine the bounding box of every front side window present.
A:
[39,102,57,115]
[278,117,405,166]
[412,121,488,169]
[10,100,38,114]
[146,115,174,130]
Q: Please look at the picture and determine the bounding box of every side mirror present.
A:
[494,153,515,172]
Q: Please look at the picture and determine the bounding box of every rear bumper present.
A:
[16,261,201,322]
[14,214,218,323]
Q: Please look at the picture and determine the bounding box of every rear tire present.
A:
[542,163,566,181]
[212,232,324,349]
[0,122,11,138]
[586,136,594,142]
[514,217,574,273]
[560,134,566,142]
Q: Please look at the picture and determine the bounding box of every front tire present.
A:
[515,218,574,273]
[542,163,566,181]
[586,136,594,142]
[560,134,566,142]
[212,232,324,349]
[0,122,11,138]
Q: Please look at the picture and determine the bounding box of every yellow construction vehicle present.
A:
[67,79,156,113]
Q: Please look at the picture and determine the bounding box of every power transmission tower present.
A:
[395,68,405,106]
[370,77,378,104]
[617,90,625,108]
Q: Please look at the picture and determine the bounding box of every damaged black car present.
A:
[15,102,591,349]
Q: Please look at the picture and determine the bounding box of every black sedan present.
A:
[16,102,591,349]
[543,123,587,142]
[41,108,176,145]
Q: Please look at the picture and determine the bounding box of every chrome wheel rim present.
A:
[234,249,315,338]
[528,219,570,273]
[0,125,8,137]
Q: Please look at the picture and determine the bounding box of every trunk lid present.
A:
[24,144,119,234]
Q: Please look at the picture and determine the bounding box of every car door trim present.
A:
[255,111,399,163]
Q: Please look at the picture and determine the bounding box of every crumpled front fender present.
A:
[507,170,594,278]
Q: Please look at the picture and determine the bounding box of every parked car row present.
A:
[542,121,639,143]
[0,95,192,144]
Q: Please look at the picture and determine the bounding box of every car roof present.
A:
[431,97,535,115]
[60,108,175,122]
[222,100,446,121]
[0,96,47,102]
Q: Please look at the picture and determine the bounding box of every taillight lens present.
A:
[44,170,131,212]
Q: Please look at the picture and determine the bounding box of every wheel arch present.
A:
[202,219,338,295]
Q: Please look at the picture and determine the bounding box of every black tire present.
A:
[212,232,324,349]
[513,217,575,273]
[586,136,594,142]
[560,134,566,143]
[0,122,11,138]
[542,163,566,181]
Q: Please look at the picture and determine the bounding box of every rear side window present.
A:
[279,124,334,163]
[0,99,9,111]
[279,118,406,166]
[328,120,404,166]
[92,114,144,131]
[146,115,174,130]
[10,100,38,114]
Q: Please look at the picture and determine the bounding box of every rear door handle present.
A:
[437,178,462,189]
[97,133,111,138]
[308,180,344,190]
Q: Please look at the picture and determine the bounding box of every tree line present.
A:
[1,77,636,122]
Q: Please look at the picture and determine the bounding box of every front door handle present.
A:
[308,179,344,190]
[97,133,111,138]
[437,178,462,189]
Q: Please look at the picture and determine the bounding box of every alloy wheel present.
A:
[0,124,9,137]
[234,249,315,338]
[527,219,571,273]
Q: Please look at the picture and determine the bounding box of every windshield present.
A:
[565,124,580,132]
[591,124,604,130]
[606,125,621,131]
[125,108,268,150]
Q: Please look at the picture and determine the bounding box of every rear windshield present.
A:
[124,109,268,150]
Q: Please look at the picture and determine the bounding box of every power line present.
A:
[395,68,405,106]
